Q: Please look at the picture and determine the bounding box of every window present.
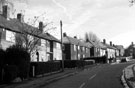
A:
[83,55,85,58]
[47,40,50,52]
[78,46,80,50]
[0,32,2,42]
[56,43,61,49]
[83,47,85,52]
[28,35,34,42]
[6,30,15,42]
[78,54,80,60]
[74,45,76,51]
[41,39,46,46]
[86,48,88,52]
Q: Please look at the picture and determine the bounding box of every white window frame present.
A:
[74,45,76,51]
[6,30,15,43]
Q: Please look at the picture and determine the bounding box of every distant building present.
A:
[115,45,124,57]
[62,33,92,60]
[124,42,135,58]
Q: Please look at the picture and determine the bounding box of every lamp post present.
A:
[60,20,64,71]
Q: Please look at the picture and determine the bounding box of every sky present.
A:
[11,0,135,48]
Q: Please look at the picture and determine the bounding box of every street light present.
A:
[60,20,64,72]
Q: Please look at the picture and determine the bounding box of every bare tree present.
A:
[12,14,56,57]
[129,0,135,6]
[84,32,100,43]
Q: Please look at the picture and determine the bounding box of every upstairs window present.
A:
[6,30,15,43]
[74,45,76,51]
[41,39,46,46]
[0,32,2,41]
[78,46,80,50]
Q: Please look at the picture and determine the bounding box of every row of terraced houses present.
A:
[0,5,124,64]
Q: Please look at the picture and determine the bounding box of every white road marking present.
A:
[89,74,96,80]
[79,83,86,88]
[79,74,96,88]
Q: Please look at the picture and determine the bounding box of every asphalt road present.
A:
[42,62,134,88]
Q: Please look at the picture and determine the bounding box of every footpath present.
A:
[0,65,96,88]
[121,63,135,88]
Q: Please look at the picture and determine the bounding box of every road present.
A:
[39,62,134,88]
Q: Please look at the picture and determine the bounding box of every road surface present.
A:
[40,62,134,88]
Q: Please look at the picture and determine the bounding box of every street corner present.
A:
[121,64,135,88]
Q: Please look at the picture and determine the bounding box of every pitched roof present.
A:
[103,43,117,50]
[88,40,101,48]
[63,36,93,48]
[0,16,60,43]
[63,36,79,45]
[0,15,13,30]
[115,45,124,50]
[78,40,93,48]
[98,42,107,49]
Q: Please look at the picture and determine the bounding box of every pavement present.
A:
[121,63,135,88]
[0,64,96,88]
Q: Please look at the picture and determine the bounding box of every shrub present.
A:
[5,45,30,79]
[0,49,5,67]
[30,61,61,77]
[83,56,107,63]
[3,65,18,83]
[0,49,5,83]
[61,60,85,68]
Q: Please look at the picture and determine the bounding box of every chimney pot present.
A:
[2,5,8,19]
[17,13,22,21]
[63,33,67,37]
[103,39,106,44]
[74,36,77,39]
[39,22,43,32]
[110,41,112,46]
[132,42,134,46]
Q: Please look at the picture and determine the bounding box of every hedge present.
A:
[3,65,18,83]
[59,60,94,68]
[5,45,30,80]
[0,49,6,83]
[30,61,61,77]
[83,56,107,63]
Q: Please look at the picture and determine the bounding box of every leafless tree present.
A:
[13,14,56,57]
[129,0,135,6]
[84,32,100,44]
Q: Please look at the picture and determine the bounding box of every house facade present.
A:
[102,39,118,63]
[63,33,92,60]
[0,5,62,62]
[124,42,135,58]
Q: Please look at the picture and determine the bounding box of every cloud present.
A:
[52,0,72,20]
[109,30,135,47]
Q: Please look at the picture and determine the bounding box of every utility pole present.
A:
[60,20,64,72]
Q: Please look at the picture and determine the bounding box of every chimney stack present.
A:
[110,41,112,46]
[132,42,134,46]
[2,5,8,19]
[17,13,22,21]
[63,32,67,37]
[103,39,106,44]
[39,22,43,32]
[17,13,24,22]
[74,36,77,39]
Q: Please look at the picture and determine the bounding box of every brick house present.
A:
[102,39,118,63]
[63,33,92,60]
[115,45,124,57]
[88,41,100,57]
[0,5,62,62]
[124,42,135,58]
